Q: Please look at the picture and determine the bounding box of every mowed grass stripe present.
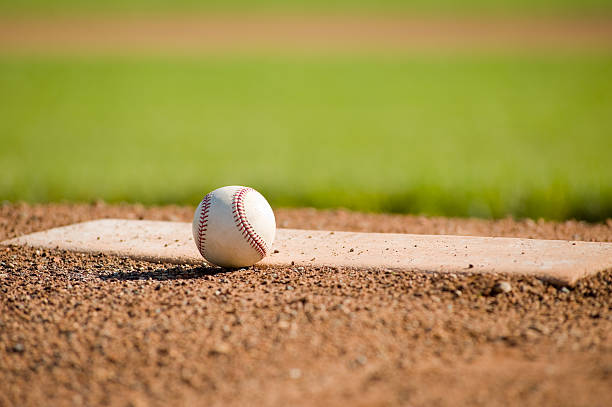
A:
[1,55,611,220]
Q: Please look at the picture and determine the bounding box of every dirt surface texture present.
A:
[1,14,612,55]
[1,203,611,406]
[4,219,612,285]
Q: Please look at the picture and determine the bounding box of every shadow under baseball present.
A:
[99,265,236,281]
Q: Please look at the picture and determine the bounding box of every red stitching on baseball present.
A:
[196,193,212,257]
[232,187,268,257]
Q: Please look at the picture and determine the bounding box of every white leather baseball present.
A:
[192,186,276,268]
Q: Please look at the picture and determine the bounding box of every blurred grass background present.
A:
[1,1,611,221]
[2,56,611,220]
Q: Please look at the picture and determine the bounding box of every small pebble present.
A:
[492,281,512,295]
[289,368,302,379]
[11,343,25,353]
[356,355,368,365]
[209,343,231,355]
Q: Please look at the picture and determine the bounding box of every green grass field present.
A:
[1,55,611,220]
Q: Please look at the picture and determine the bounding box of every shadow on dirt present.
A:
[99,265,234,281]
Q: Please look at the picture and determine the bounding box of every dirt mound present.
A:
[1,203,611,406]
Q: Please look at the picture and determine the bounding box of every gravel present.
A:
[0,203,611,406]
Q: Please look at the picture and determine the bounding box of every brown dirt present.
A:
[1,14,612,55]
[1,203,611,406]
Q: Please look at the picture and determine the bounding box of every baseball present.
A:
[192,186,276,268]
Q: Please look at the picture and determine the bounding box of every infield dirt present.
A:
[1,15,612,55]
[1,203,611,406]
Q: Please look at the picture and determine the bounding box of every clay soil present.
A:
[1,15,612,54]
[1,203,611,406]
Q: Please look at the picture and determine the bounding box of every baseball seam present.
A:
[196,193,212,258]
[232,187,268,258]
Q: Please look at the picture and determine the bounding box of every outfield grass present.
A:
[1,0,611,15]
[1,55,611,221]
